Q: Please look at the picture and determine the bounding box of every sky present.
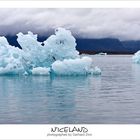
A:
[0,8,140,41]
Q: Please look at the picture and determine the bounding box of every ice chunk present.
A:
[132,50,140,64]
[0,37,9,47]
[0,37,24,75]
[17,31,45,69]
[32,67,50,75]
[43,28,79,61]
[51,57,94,76]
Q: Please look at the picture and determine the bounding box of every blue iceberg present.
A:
[0,28,101,76]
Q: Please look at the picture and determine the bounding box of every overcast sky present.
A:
[0,8,140,40]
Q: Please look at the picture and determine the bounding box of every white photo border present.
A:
[0,1,139,140]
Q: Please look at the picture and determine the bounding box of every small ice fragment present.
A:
[132,50,140,64]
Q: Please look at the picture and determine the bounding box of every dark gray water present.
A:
[0,55,140,124]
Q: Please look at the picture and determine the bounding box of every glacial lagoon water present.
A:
[0,55,140,124]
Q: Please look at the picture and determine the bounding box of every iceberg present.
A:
[132,50,140,64]
[0,27,101,76]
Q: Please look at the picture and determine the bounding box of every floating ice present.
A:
[0,28,101,76]
[132,50,140,64]
[52,57,93,76]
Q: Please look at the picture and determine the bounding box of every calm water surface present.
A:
[0,55,140,124]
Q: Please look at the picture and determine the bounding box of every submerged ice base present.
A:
[0,28,101,76]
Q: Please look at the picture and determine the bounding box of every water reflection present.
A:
[0,75,97,123]
[132,63,140,83]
